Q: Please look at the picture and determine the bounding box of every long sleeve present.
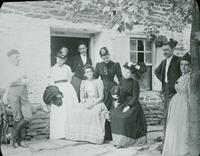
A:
[94,79,104,105]
[93,63,100,79]
[155,62,164,82]
[66,66,72,83]
[80,80,85,102]
[127,80,140,107]
[115,62,123,82]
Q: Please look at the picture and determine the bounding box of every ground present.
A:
[1,126,163,156]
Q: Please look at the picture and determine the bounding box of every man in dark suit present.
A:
[67,43,92,101]
[155,39,181,148]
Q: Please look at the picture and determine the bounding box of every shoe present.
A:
[12,142,19,148]
[116,145,124,149]
[10,136,19,148]
[18,141,29,148]
[11,139,19,148]
[155,144,163,153]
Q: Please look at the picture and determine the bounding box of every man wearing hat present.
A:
[155,39,182,149]
[67,43,92,101]
[2,49,32,148]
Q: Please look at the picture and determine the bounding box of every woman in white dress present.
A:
[50,47,78,139]
[65,65,108,144]
[162,53,191,156]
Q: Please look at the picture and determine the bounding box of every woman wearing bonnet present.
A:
[110,62,147,148]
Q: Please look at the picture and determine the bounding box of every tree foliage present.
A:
[67,0,192,40]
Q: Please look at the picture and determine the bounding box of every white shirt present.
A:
[51,64,72,83]
[165,55,173,83]
[2,64,28,88]
[80,54,87,65]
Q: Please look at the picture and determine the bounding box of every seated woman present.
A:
[110,62,147,148]
[65,64,108,144]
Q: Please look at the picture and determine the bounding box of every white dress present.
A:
[162,73,190,156]
[65,79,107,144]
[50,64,78,139]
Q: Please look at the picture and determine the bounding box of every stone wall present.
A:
[7,91,162,141]
[140,91,164,125]
[0,1,173,140]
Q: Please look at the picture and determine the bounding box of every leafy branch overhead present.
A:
[67,0,192,37]
[2,0,192,38]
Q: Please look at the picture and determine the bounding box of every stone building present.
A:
[0,0,191,140]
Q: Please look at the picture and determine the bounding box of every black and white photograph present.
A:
[0,0,200,156]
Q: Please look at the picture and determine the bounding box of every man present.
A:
[155,39,181,149]
[67,43,92,101]
[3,49,33,148]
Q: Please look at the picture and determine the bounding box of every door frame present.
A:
[50,27,100,64]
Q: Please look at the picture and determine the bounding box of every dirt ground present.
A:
[1,126,163,156]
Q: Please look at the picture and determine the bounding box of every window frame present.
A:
[130,38,153,66]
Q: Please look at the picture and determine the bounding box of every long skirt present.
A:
[110,103,147,147]
[65,102,107,144]
[102,80,116,140]
[50,82,78,139]
[162,94,189,156]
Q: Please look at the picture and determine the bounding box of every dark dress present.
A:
[110,78,147,147]
[94,61,122,140]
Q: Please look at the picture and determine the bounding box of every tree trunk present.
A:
[189,0,200,155]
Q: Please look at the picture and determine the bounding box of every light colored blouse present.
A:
[80,79,104,104]
[51,64,72,83]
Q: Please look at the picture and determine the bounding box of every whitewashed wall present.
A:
[0,12,192,105]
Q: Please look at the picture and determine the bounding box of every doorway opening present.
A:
[50,36,90,66]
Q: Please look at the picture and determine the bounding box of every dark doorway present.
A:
[50,36,90,66]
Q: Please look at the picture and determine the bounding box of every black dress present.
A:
[110,78,147,147]
[94,61,122,140]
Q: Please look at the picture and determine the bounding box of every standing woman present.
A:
[162,53,191,156]
[50,47,78,139]
[94,47,123,140]
[110,62,147,148]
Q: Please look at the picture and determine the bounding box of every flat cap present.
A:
[7,49,20,57]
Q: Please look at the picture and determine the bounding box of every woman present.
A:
[162,53,191,156]
[94,47,123,140]
[65,65,107,144]
[110,62,147,148]
[50,47,78,139]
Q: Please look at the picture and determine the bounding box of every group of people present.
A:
[0,37,192,154]
[155,39,191,156]
[44,43,147,148]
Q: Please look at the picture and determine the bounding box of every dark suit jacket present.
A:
[155,55,181,95]
[67,54,92,80]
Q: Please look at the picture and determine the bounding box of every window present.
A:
[130,38,152,65]
[130,38,153,91]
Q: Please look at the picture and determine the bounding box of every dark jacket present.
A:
[119,78,140,108]
[67,54,92,80]
[93,61,122,83]
[155,55,181,93]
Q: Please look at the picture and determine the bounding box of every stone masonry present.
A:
[23,91,164,140]
[0,1,168,140]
